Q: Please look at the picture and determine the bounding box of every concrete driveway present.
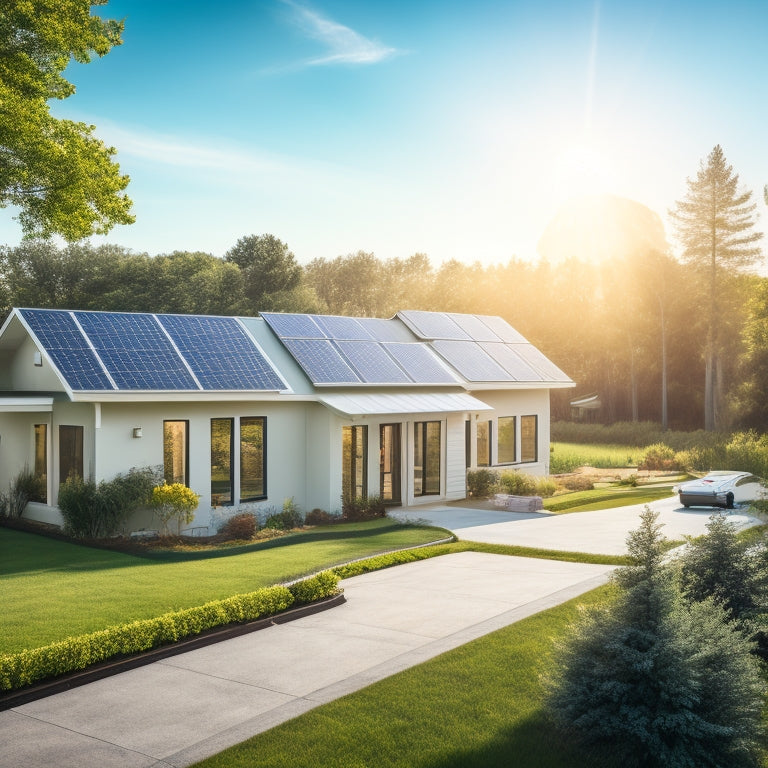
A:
[390,495,762,555]
[0,552,613,768]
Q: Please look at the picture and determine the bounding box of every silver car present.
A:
[676,471,765,509]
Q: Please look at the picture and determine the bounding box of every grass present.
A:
[191,583,624,768]
[0,519,448,654]
[545,485,675,513]
[550,442,646,473]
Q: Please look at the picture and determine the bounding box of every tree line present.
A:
[1,220,766,433]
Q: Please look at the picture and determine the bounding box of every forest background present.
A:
[3,221,767,433]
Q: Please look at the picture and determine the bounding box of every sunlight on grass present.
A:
[550,442,646,473]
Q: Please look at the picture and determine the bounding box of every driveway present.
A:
[0,552,613,768]
[389,496,762,555]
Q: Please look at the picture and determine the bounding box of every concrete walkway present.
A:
[0,552,614,768]
[390,495,761,555]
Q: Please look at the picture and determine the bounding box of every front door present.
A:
[379,424,402,505]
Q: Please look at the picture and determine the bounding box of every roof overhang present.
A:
[0,396,54,413]
[317,392,493,418]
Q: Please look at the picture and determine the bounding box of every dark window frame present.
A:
[240,416,267,503]
[163,420,189,486]
[211,417,235,506]
[343,424,368,501]
[59,425,83,485]
[497,415,516,465]
[33,423,48,503]
[520,414,538,463]
[414,420,441,497]
[476,420,492,467]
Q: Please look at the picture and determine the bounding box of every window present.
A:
[476,420,492,467]
[240,417,266,502]
[414,421,441,496]
[33,424,47,502]
[465,420,471,469]
[163,420,189,485]
[59,425,83,484]
[211,418,234,505]
[343,425,367,501]
[498,416,516,464]
[521,415,538,463]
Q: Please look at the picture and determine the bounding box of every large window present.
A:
[497,416,516,464]
[343,425,367,501]
[521,415,538,463]
[414,421,441,496]
[476,420,492,467]
[59,425,83,484]
[211,418,234,505]
[164,420,189,485]
[210,417,267,506]
[33,424,47,502]
[240,417,266,502]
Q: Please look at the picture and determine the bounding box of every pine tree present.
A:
[546,508,766,767]
[670,146,763,430]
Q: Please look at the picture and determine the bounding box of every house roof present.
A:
[0,308,574,400]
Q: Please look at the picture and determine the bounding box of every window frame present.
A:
[210,417,234,506]
[33,423,48,503]
[476,420,492,467]
[59,425,84,485]
[497,416,516,465]
[520,414,538,463]
[163,420,189,486]
[240,416,267,503]
[414,420,441,497]
[343,424,368,501]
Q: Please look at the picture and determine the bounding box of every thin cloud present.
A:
[282,0,399,66]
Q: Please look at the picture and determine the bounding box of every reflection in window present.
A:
[415,421,441,496]
[240,417,266,502]
[476,420,491,467]
[59,425,83,484]
[163,420,188,485]
[521,415,538,463]
[498,416,516,464]
[211,418,233,505]
[343,425,367,501]
[33,424,47,502]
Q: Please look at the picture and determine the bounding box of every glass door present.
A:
[379,424,402,505]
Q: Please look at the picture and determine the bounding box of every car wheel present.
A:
[726,492,734,509]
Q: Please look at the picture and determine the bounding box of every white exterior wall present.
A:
[467,388,551,476]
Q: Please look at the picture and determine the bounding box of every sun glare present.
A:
[555,141,617,200]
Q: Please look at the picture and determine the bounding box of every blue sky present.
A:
[2,0,767,265]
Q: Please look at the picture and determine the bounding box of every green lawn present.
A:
[546,485,674,513]
[550,442,646,472]
[0,520,449,654]
[191,584,624,768]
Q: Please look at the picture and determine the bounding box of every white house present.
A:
[0,308,573,532]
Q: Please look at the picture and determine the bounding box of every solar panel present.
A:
[20,309,114,390]
[312,315,374,341]
[335,341,411,383]
[447,313,502,342]
[431,340,513,382]
[356,317,416,343]
[511,344,572,382]
[281,338,361,384]
[76,312,197,390]
[383,342,459,384]
[480,343,543,381]
[474,314,528,343]
[159,315,285,391]
[397,310,471,340]
[261,313,325,338]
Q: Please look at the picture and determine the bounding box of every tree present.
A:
[670,146,763,430]
[735,277,768,428]
[547,508,766,767]
[224,234,304,312]
[0,1,134,239]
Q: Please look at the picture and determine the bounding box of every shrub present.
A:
[556,475,594,492]
[151,482,201,534]
[304,508,338,525]
[265,497,304,530]
[219,512,257,540]
[467,469,497,498]
[496,470,556,498]
[638,443,681,471]
[341,494,386,521]
[1,467,42,519]
[287,570,340,604]
[58,476,101,538]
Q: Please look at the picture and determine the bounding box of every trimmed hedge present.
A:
[0,571,340,692]
[331,544,456,579]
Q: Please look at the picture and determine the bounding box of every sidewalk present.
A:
[0,552,614,768]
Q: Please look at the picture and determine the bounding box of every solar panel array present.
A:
[261,312,459,386]
[398,310,571,383]
[20,309,286,392]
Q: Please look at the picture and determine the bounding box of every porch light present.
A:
[132,427,143,438]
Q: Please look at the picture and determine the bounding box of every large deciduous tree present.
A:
[670,146,763,430]
[0,0,134,239]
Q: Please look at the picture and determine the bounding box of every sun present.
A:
[555,140,617,200]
